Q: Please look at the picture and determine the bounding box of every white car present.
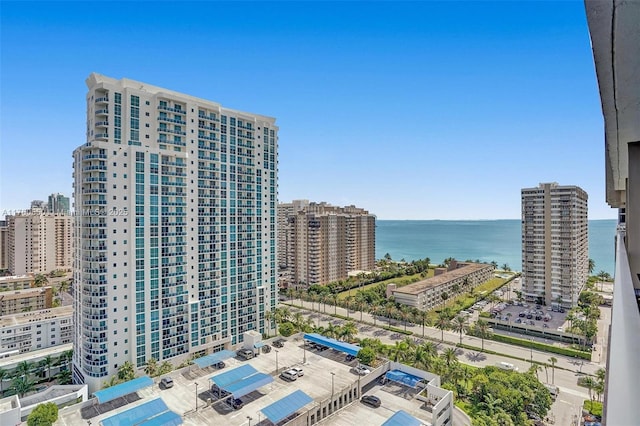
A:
[290,367,304,377]
[352,365,371,376]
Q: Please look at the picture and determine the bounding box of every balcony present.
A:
[95,97,108,104]
[95,109,109,116]
[605,228,640,424]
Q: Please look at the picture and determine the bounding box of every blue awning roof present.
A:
[261,390,313,424]
[385,370,423,388]
[225,372,274,398]
[101,398,178,426]
[94,376,154,404]
[192,349,236,368]
[254,341,265,348]
[210,364,258,388]
[303,333,360,356]
[381,410,423,426]
[138,410,183,426]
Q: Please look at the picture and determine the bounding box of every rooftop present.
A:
[0,343,72,370]
[0,306,73,327]
[393,262,493,295]
[0,275,33,283]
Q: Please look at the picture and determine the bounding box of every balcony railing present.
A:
[605,227,640,425]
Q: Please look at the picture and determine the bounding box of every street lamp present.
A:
[530,338,534,366]
[275,349,279,374]
[195,382,199,411]
[247,416,253,426]
[331,372,335,397]
[303,339,307,364]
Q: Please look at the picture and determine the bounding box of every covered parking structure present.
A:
[384,370,423,388]
[381,410,423,426]
[261,390,313,425]
[210,364,274,399]
[93,376,154,404]
[192,349,236,369]
[100,398,182,426]
[303,333,360,356]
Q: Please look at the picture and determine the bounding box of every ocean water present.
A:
[375,219,617,275]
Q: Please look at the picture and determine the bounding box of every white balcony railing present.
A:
[605,228,640,425]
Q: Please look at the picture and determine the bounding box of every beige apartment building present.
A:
[0,306,73,355]
[0,221,8,271]
[0,287,53,316]
[6,208,72,276]
[521,183,588,307]
[278,200,375,287]
[0,275,34,292]
[392,260,495,310]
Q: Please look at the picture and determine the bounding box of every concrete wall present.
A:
[19,385,88,419]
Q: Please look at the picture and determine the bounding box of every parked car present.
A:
[290,367,304,377]
[495,362,519,372]
[227,397,244,410]
[237,349,254,360]
[280,369,298,381]
[212,384,231,398]
[345,354,356,362]
[360,395,381,408]
[515,318,522,324]
[160,377,174,389]
[352,365,371,376]
[273,339,286,348]
[214,361,226,369]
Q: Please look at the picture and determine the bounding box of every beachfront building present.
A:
[0,306,73,354]
[6,208,72,276]
[0,287,53,316]
[73,73,278,393]
[391,260,495,311]
[277,200,375,288]
[521,183,589,308]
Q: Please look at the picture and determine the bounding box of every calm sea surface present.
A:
[375,219,617,275]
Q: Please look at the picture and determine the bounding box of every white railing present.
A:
[605,230,640,425]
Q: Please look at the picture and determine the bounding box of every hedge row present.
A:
[382,325,413,335]
[490,333,591,360]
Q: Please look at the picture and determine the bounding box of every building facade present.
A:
[0,221,8,271]
[73,73,278,392]
[277,200,375,287]
[48,193,70,214]
[521,183,589,307]
[0,287,53,316]
[0,275,33,292]
[0,306,73,354]
[6,209,72,276]
[392,261,495,310]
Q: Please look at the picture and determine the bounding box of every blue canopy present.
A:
[385,370,423,388]
[138,410,183,426]
[303,333,360,356]
[381,410,423,426]
[224,372,274,398]
[101,398,179,426]
[94,376,154,404]
[254,341,265,348]
[261,390,313,424]
[210,364,258,388]
[192,349,236,368]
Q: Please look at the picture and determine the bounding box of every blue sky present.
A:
[0,1,615,220]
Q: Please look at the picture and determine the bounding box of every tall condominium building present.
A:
[278,200,375,287]
[521,182,588,307]
[73,73,278,392]
[0,221,8,271]
[48,193,70,214]
[6,208,72,276]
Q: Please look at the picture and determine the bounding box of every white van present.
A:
[545,384,559,401]
[495,362,518,372]
[280,369,298,381]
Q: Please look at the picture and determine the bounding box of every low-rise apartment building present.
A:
[0,275,33,292]
[0,287,53,316]
[392,260,495,310]
[0,306,73,354]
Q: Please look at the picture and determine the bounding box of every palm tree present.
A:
[16,361,33,379]
[441,347,458,368]
[474,319,492,351]
[451,315,467,345]
[41,355,54,380]
[388,340,410,363]
[144,358,158,376]
[325,323,339,339]
[478,393,503,416]
[399,306,412,332]
[0,368,7,396]
[528,364,541,380]
[330,294,338,315]
[369,305,380,327]
[56,369,72,385]
[293,312,305,331]
[117,361,136,381]
[435,311,451,342]
[11,376,35,398]
[355,293,367,322]
[340,321,358,342]
[319,294,328,313]
[102,375,120,389]
[588,259,595,275]
[264,310,274,336]
[33,273,48,287]
[386,305,396,327]
[582,376,596,402]
[548,357,558,384]
[310,293,319,312]
[59,279,70,294]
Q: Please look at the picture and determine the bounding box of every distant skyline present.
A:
[0,1,617,220]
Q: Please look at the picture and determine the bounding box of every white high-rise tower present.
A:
[73,73,278,392]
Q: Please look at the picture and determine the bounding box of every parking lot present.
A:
[492,303,568,332]
[58,336,401,426]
